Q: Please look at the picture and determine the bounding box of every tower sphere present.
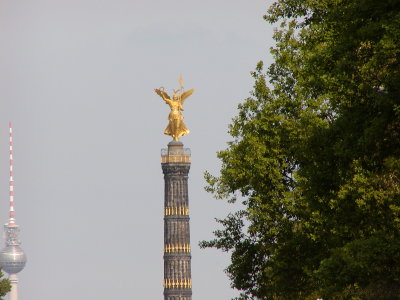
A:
[0,245,26,274]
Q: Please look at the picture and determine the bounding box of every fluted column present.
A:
[161,141,192,300]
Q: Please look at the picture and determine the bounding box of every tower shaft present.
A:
[9,274,18,300]
[161,142,192,300]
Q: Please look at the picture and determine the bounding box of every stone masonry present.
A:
[161,141,192,300]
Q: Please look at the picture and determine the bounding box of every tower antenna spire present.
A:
[8,122,15,225]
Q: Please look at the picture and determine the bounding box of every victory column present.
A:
[155,76,194,300]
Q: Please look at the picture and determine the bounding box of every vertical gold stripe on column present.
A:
[164,207,189,215]
[164,279,193,289]
[164,244,191,253]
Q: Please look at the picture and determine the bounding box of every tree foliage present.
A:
[201,0,400,299]
[0,269,10,300]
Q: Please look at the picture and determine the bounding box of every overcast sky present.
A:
[0,1,275,299]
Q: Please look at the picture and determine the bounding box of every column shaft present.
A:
[162,142,192,300]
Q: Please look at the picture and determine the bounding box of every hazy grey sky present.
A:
[0,1,275,299]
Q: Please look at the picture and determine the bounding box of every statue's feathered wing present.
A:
[155,88,170,100]
[180,89,194,104]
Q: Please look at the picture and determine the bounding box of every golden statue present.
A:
[155,76,194,141]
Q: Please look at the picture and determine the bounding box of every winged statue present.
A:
[155,77,194,141]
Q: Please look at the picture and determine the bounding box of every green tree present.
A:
[201,0,400,299]
[0,269,10,300]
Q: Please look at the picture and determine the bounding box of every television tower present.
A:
[0,123,27,300]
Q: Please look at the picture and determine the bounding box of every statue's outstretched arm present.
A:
[155,88,171,103]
